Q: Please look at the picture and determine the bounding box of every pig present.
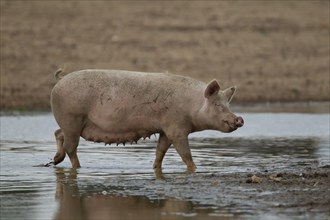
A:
[51,69,244,173]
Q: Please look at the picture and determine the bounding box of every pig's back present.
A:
[52,69,205,117]
[55,69,204,103]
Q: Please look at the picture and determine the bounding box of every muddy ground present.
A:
[1,136,330,220]
[1,113,329,219]
[1,1,329,110]
[52,164,330,220]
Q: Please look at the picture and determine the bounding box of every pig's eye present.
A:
[214,102,224,110]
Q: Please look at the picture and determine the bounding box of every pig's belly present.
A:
[80,120,158,145]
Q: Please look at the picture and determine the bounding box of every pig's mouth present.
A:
[223,120,237,132]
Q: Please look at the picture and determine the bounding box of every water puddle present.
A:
[0,113,329,219]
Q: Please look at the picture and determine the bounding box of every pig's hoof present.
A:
[44,161,54,167]
[33,161,54,167]
[54,152,66,165]
[153,168,164,179]
[186,166,196,174]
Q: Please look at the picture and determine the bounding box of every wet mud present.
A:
[0,113,329,219]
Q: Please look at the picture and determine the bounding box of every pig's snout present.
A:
[235,116,244,127]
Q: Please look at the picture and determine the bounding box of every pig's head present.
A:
[197,79,244,133]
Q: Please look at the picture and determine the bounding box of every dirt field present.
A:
[1,1,329,110]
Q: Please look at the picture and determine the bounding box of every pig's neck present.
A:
[191,94,210,132]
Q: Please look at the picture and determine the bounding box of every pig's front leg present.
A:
[153,133,172,169]
[171,136,196,173]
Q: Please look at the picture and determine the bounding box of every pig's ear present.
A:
[204,80,220,98]
[224,86,236,103]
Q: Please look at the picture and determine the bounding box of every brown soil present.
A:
[1,1,329,110]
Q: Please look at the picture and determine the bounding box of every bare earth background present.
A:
[0,1,329,110]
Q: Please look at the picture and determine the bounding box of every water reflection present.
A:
[191,137,322,159]
[53,168,239,220]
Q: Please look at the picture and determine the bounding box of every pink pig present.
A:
[51,69,244,173]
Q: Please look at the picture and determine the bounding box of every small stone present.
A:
[251,175,262,183]
[269,175,282,182]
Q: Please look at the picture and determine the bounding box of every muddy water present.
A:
[0,113,329,220]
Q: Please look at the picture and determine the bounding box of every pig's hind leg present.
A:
[62,130,81,168]
[54,115,84,168]
[54,129,66,165]
[53,128,81,168]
